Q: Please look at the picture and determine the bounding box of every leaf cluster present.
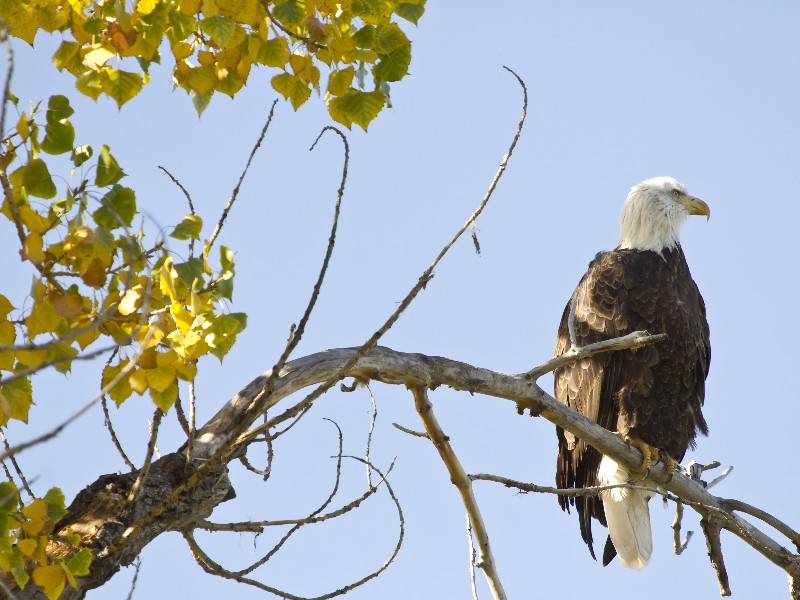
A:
[0,482,91,600]
[4,0,425,129]
[1,94,246,422]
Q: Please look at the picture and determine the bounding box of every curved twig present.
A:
[234,418,345,576]
[235,68,527,451]
[101,348,136,471]
[207,100,278,251]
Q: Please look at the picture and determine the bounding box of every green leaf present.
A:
[191,90,213,116]
[396,1,426,25]
[352,25,377,49]
[9,159,57,199]
[99,69,144,108]
[43,488,67,522]
[375,23,409,53]
[373,42,411,82]
[258,37,290,68]
[40,121,75,155]
[271,72,311,110]
[1,377,33,424]
[150,382,178,411]
[170,215,203,240]
[95,145,125,187]
[328,89,385,131]
[173,257,205,288]
[52,41,82,75]
[66,548,93,577]
[273,0,304,26]
[327,67,355,96]
[71,145,93,167]
[45,95,74,123]
[75,71,104,100]
[0,482,19,512]
[206,312,247,359]
[219,245,235,272]
[199,16,240,49]
[93,185,136,229]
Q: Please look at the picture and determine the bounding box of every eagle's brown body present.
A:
[554,244,710,563]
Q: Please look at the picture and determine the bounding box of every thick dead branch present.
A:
[190,346,800,594]
[411,386,507,600]
[18,344,799,597]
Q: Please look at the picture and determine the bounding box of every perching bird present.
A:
[553,177,710,569]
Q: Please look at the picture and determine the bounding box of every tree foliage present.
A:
[3,0,425,128]
[0,0,423,595]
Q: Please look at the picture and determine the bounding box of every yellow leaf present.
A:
[172,41,193,60]
[175,360,197,381]
[0,320,13,344]
[327,66,354,96]
[170,303,193,333]
[145,366,176,393]
[26,299,63,337]
[22,499,47,521]
[155,350,178,367]
[16,113,30,141]
[118,286,143,316]
[83,46,116,70]
[19,205,50,234]
[179,0,200,15]
[33,565,66,600]
[17,538,37,557]
[0,295,14,319]
[150,381,178,411]
[128,369,148,395]
[136,0,157,14]
[23,232,45,264]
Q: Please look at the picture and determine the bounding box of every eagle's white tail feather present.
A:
[598,455,653,569]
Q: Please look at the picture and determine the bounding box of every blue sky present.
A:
[4,2,800,599]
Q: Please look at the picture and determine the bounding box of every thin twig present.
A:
[364,383,377,487]
[200,460,394,532]
[0,32,25,250]
[184,456,403,600]
[158,165,196,256]
[187,376,197,465]
[235,418,345,576]
[207,100,278,251]
[125,557,142,600]
[174,392,190,436]
[523,330,668,380]
[239,69,527,447]
[391,422,429,439]
[128,407,164,502]
[0,321,158,463]
[0,430,32,498]
[0,342,121,386]
[101,349,136,471]
[672,500,693,555]
[411,385,507,600]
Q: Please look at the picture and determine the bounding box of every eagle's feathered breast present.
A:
[554,244,709,559]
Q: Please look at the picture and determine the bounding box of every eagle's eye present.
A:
[670,189,681,199]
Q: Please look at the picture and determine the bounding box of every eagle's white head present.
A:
[618,176,710,253]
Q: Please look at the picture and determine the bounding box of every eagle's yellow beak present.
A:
[680,195,711,220]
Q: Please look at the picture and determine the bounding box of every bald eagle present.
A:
[554,177,710,569]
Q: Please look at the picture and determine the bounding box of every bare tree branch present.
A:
[207,99,278,251]
[411,385,507,600]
